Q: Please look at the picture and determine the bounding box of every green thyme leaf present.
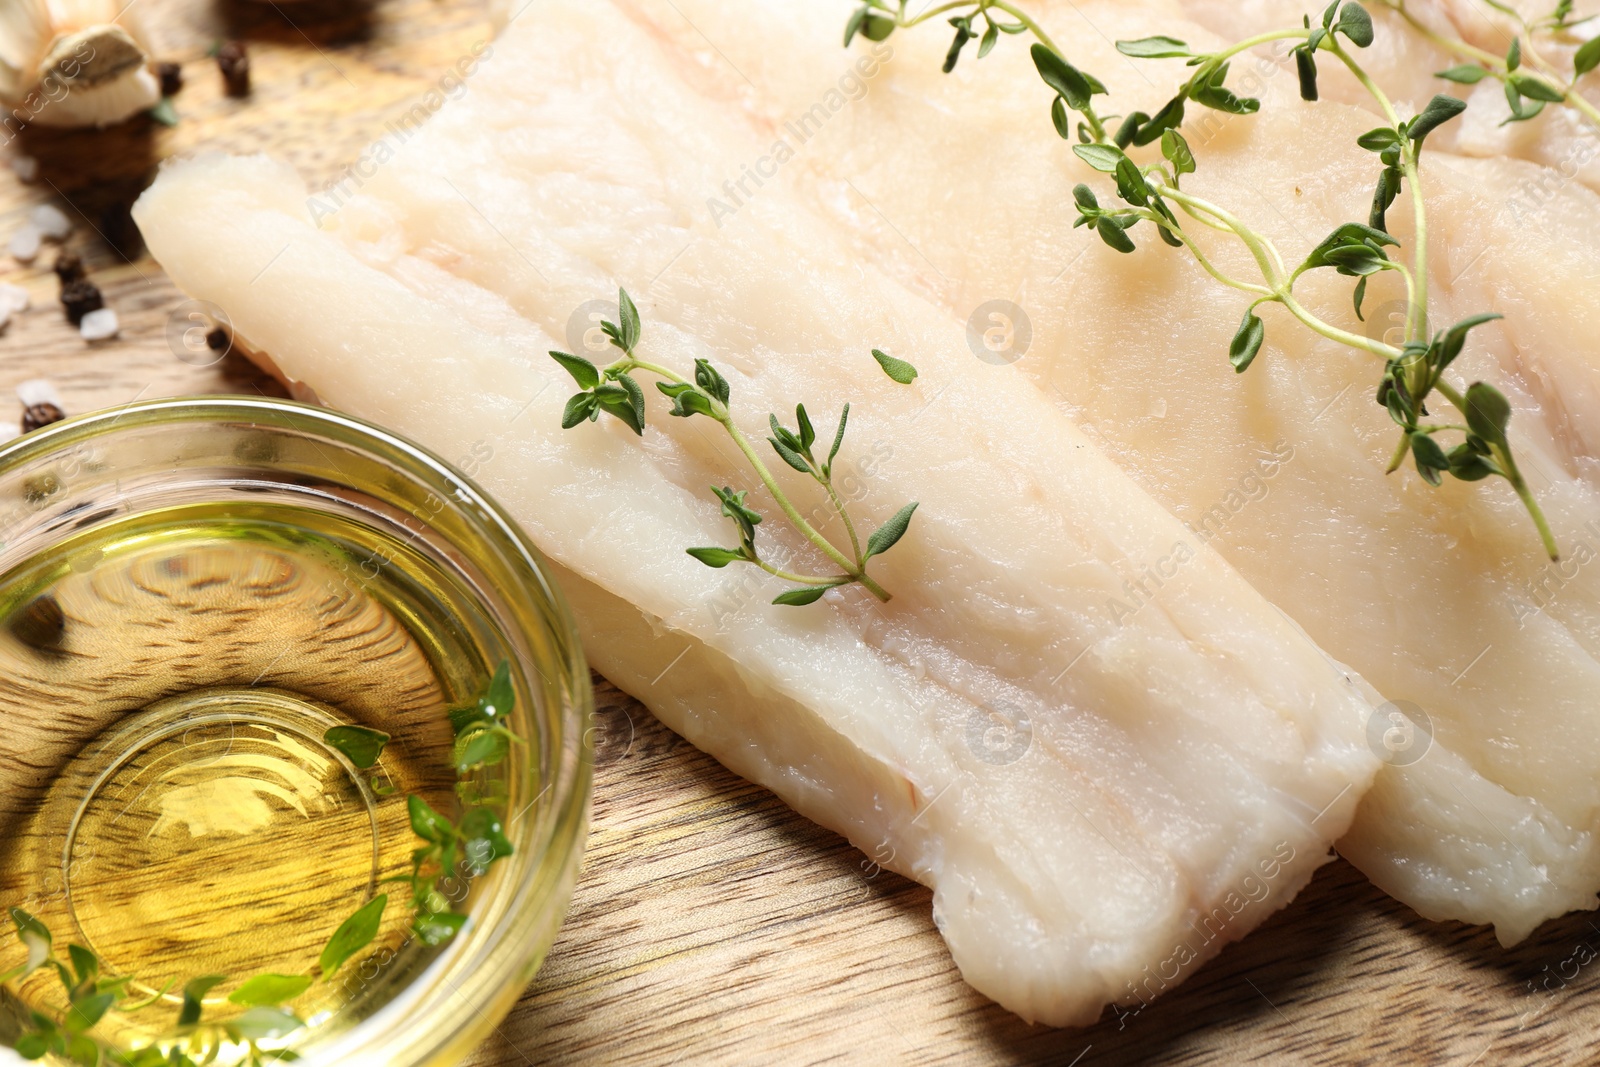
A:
[413,911,469,947]
[455,727,508,772]
[616,289,641,352]
[1448,443,1496,481]
[1116,36,1191,58]
[1436,313,1502,370]
[826,403,850,474]
[1510,71,1565,102]
[1464,381,1513,445]
[1295,46,1319,100]
[11,908,51,973]
[64,992,114,1034]
[1356,126,1401,151]
[1050,97,1072,139]
[561,392,596,430]
[687,547,745,568]
[67,945,97,989]
[1113,111,1146,149]
[226,1007,303,1042]
[769,433,811,473]
[1409,94,1469,147]
[1032,43,1093,109]
[65,1033,98,1065]
[1436,64,1489,84]
[1230,307,1265,372]
[1503,81,1545,123]
[866,502,919,560]
[871,349,919,384]
[408,795,454,844]
[1507,37,1522,72]
[1370,166,1401,231]
[1336,2,1375,47]
[1096,215,1137,253]
[1072,143,1124,173]
[1576,36,1600,77]
[1411,433,1449,486]
[1353,276,1369,320]
[1161,128,1195,177]
[228,974,312,1008]
[693,359,731,404]
[1135,95,1186,145]
[179,975,226,1026]
[1114,157,1149,205]
[324,726,391,770]
[321,895,387,979]
[773,586,831,606]
[978,22,999,58]
[795,404,816,452]
[459,809,515,865]
[549,351,600,390]
[861,12,895,41]
[944,18,976,73]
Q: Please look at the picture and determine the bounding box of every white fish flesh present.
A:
[610,0,1600,943]
[132,0,1384,1026]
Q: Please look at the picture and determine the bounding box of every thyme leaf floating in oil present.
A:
[550,288,923,604]
[2,663,522,1065]
[850,0,1559,558]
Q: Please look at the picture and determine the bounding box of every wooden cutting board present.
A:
[1,1,1595,1062]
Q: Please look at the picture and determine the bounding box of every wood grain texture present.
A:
[1,1,1595,1064]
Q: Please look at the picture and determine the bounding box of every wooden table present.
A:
[4,1,1597,1063]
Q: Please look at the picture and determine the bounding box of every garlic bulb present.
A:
[0,0,159,129]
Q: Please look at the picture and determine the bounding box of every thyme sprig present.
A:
[850,0,1559,558]
[2,908,308,1066]
[3,666,522,1065]
[1377,0,1600,131]
[549,289,922,604]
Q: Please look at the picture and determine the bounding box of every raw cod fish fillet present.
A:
[1178,0,1600,197]
[610,0,1600,943]
[131,0,1386,1027]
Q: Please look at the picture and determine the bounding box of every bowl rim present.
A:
[0,394,595,1067]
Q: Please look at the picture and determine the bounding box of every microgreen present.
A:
[858,0,1559,559]
[551,288,922,605]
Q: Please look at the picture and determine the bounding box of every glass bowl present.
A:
[0,396,592,1067]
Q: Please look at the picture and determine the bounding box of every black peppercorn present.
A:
[60,280,103,326]
[21,403,64,433]
[157,61,183,98]
[206,326,230,352]
[52,251,84,285]
[217,41,251,98]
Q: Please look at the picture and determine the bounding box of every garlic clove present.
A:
[0,1,160,129]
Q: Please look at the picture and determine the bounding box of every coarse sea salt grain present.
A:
[30,204,71,241]
[11,156,37,183]
[79,307,119,341]
[16,379,62,409]
[0,283,30,315]
[0,422,18,444]
[9,224,41,264]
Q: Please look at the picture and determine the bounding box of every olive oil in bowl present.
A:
[0,399,592,1067]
